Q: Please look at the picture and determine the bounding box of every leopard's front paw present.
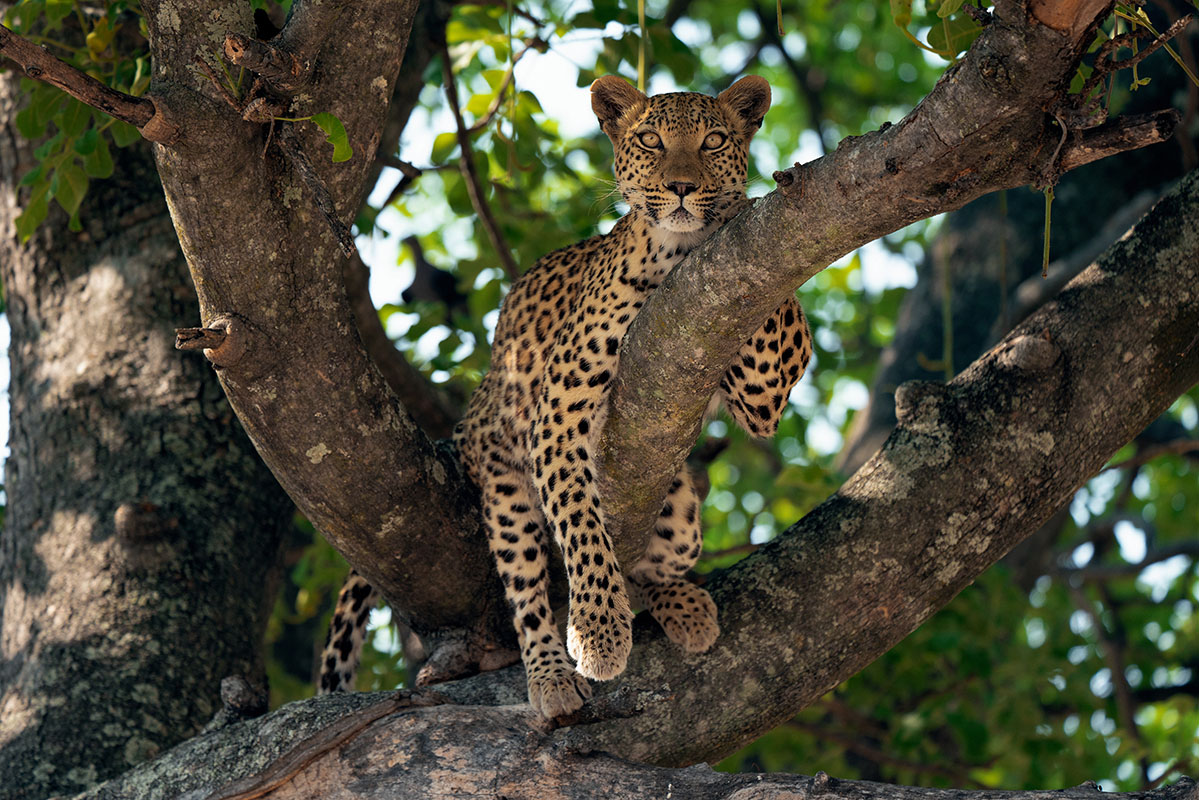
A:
[566,592,633,681]
[527,664,592,718]
[649,582,719,654]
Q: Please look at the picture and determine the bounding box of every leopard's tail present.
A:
[317,570,379,693]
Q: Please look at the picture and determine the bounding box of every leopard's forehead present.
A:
[637,92,727,131]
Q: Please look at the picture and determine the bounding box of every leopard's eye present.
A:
[702,132,727,150]
[637,131,662,149]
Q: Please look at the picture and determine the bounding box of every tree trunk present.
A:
[0,71,293,800]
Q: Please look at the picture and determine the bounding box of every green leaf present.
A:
[34,130,65,160]
[937,0,966,19]
[109,120,141,147]
[481,69,507,92]
[82,136,114,178]
[465,91,495,116]
[15,105,46,139]
[45,0,73,28]
[15,183,51,243]
[51,161,89,216]
[431,131,459,164]
[19,165,45,187]
[58,99,91,137]
[309,112,353,163]
[86,16,116,57]
[74,128,100,155]
[927,14,982,55]
[26,84,65,136]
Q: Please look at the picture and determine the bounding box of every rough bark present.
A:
[142,0,514,658]
[838,24,1198,473]
[71,167,1199,792]
[75,692,1199,800]
[0,70,292,800]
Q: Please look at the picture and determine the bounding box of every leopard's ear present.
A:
[718,75,771,133]
[591,76,647,137]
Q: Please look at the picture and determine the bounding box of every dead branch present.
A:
[224,32,305,93]
[0,23,175,142]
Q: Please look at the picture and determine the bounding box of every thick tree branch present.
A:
[74,696,1199,800]
[567,167,1199,765]
[342,249,462,439]
[596,0,1178,566]
[142,1,514,652]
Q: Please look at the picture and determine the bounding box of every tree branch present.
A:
[571,167,1199,765]
[73,696,1199,800]
[597,0,1178,566]
[439,42,521,280]
[0,23,176,141]
[342,249,462,439]
[143,1,515,649]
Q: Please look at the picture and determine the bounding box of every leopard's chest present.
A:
[456,217,707,484]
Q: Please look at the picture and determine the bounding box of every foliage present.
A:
[2,0,146,239]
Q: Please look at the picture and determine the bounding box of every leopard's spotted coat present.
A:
[320,76,812,717]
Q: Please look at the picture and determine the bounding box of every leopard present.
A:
[319,75,813,718]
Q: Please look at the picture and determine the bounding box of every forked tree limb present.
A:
[144,0,1188,660]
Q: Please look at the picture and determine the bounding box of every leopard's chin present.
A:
[658,207,706,233]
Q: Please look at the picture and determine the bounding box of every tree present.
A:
[0,0,1196,798]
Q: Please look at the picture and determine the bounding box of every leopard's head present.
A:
[591,75,771,236]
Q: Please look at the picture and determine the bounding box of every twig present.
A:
[0,23,176,142]
[381,157,425,208]
[440,43,521,280]
[465,37,544,135]
[1105,438,1199,471]
[469,0,546,27]
[194,55,242,110]
[277,125,358,259]
[1066,582,1148,782]
[1078,15,1193,109]
[1057,109,1180,172]
[754,5,829,155]
[224,32,306,92]
[1060,541,1199,581]
[994,188,1161,342]
[175,327,228,351]
[698,542,760,561]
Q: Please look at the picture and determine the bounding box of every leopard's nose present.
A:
[666,181,697,197]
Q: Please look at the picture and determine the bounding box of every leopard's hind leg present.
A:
[627,470,719,654]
